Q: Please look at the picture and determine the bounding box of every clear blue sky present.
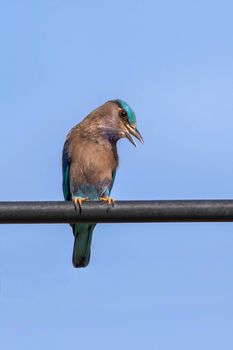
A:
[0,1,233,349]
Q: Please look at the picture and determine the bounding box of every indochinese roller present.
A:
[62,99,143,268]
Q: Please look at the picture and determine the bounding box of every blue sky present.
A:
[0,1,233,349]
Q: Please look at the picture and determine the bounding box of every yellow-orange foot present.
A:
[72,197,88,211]
[100,196,115,207]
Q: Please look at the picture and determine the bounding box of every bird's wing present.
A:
[62,142,71,200]
[104,169,116,196]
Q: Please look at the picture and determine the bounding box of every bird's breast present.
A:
[69,139,118,196]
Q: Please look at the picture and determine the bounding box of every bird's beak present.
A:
[125,124,144,147]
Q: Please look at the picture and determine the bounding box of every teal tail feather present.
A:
[72,223,96,268]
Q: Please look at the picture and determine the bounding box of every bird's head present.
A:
[113,99,143,146]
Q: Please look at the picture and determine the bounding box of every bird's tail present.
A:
[72,223,96,268]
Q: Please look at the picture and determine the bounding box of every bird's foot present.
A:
[100,196,115,207]
[72,197,88,212]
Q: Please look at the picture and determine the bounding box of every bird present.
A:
[62,99,143,268]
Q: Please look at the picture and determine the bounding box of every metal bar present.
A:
[0,200,233,224]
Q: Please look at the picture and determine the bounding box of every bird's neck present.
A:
[83,119,124,144]
[97,126,123,143]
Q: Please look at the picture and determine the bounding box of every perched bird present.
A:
[62,99,143,268]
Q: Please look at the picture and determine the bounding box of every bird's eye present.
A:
[120,109,127,119]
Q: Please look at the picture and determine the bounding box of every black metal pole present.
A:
[0,200,233,224]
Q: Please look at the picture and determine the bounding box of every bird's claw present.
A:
[72,197,88,212]
[100,196,115,207]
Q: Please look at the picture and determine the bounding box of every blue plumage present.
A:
[62,143,71,200]
[115,99,136,125]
